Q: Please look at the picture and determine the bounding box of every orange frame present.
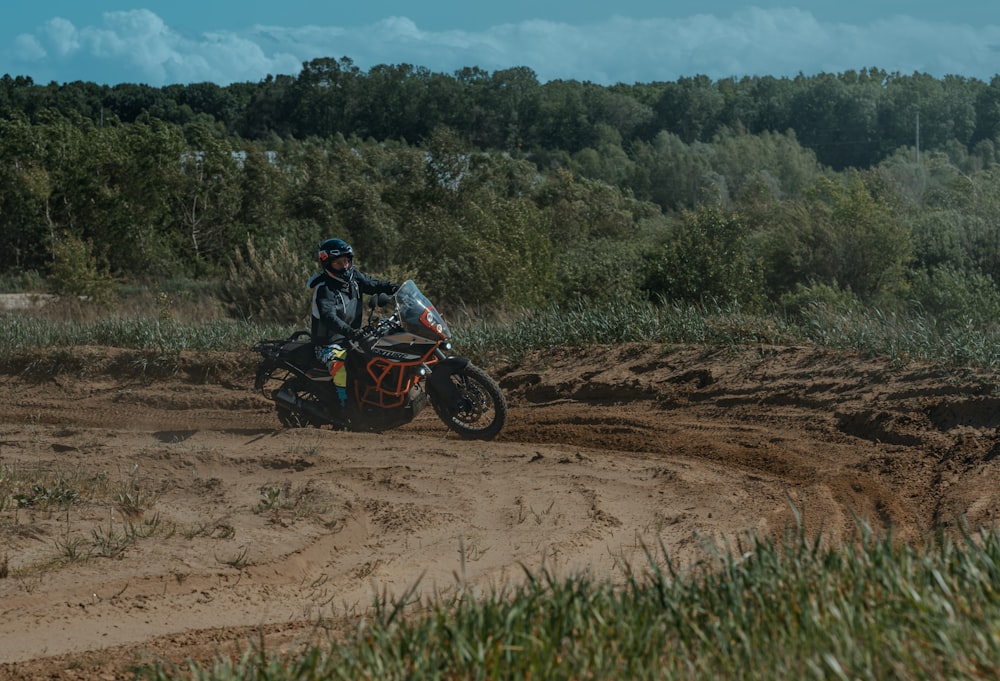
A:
[355,345,441,409]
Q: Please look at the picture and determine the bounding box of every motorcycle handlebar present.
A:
[362,314,399,336]
[353,313,400,353]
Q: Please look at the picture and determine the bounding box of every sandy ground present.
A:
[2,342,1000,678]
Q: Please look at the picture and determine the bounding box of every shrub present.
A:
[908,265,1000,329]
[641,204,764,310]
[776,281,864,320]
[220,236,311,325]
[47,232,118,305]
[0,269,47,293]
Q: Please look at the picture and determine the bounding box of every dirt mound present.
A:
[2,342,1000,677]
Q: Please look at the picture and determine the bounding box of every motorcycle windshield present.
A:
[395,280,451,341]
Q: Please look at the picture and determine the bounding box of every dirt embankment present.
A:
[2,342,1000,678]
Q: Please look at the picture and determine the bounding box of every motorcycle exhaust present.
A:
[274,388,331,423]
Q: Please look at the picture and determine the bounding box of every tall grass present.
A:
[138,524,1000,680]
[5,299,1000,371]
[797,303,1000,368]
[0,315,289,353]
[458,299,1000,369]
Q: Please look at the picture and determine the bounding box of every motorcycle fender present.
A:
[426,356,471,409]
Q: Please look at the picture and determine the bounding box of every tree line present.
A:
[5,61,999,171]
[3,59,1000,325]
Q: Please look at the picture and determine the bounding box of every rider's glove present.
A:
[348,328,374,353]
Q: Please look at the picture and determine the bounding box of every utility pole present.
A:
[915,112,920,162]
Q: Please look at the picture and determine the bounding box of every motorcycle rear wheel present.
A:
[432,364,507,441]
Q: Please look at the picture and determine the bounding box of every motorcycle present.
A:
[251,279,507,440]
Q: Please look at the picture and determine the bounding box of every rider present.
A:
[310,238,399,409]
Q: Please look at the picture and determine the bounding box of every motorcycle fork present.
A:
[426,356,472,413]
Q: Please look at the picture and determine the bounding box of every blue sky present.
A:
[2,2,999,87]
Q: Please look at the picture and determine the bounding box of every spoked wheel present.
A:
[432,364,507,440]
[274,377,333,428]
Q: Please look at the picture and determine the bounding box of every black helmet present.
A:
[318,238,354,275]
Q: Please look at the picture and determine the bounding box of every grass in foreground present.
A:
[138,524,1000,680]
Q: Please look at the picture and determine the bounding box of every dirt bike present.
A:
[251,279,507,440]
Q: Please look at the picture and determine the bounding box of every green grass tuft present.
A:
[135,524,1000,680]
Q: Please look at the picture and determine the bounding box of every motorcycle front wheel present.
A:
[432,364,507,441]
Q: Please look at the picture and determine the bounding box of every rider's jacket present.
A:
[309,269,398,346]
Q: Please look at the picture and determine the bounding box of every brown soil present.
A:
[2,342,1000,678]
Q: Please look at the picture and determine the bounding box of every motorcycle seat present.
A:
[281,340,319,368]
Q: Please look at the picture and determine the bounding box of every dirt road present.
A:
[2,342,1000,678]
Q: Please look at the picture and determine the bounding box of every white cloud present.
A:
[3,8,1000,86]
[41,18,80,57]
[242,8,1000,84]
[11,33,47,62]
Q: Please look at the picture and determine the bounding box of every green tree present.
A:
[708,127,821,201]
[86,119,188,275]
[534,79,591,152]
[532,169,663,303]
[973,75,1000,146]
[628,131,710,211]
[758,173,912,304]
[0,115,52,272]
[877,73,980,165]
[641,204,764,309]
[290,56,362,138]
[352,63,434,142]
[570,124,636,188]
[393,131,554,306]
[235,144,290,240]
[48,232,117,304]
[935,166,1000,285]
[167,124,243,272]
[787,71,882,169]
[284,144,339,233]
[650,75,725,144]
[909,264,1000,329]
[586,85,654,142]
[236,74,297,138]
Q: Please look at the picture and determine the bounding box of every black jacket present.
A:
[309,269,398,345]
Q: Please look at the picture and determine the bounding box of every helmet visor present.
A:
[320,249,353,262]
